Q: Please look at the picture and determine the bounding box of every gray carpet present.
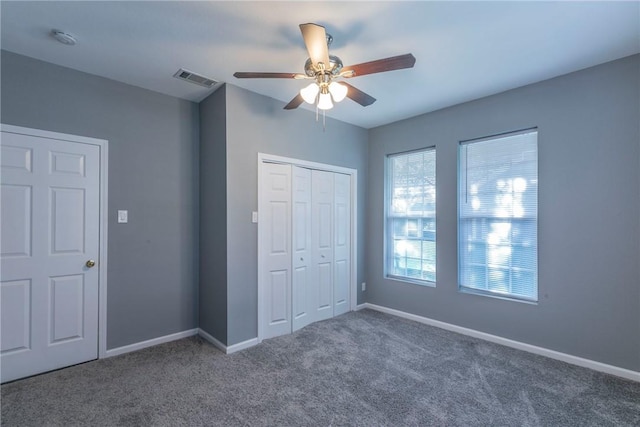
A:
[2,309,639,426]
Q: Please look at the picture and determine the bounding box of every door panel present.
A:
[312,170,334,322]
[261,163,292,339]
[317,203,332,248]
[292,166,313,331]
[334,173,351,316]
[268,270,289,325]
[50,151,86,176]
[49,275,85,343]
[317,262,332,310]
[0,279,31,353]
[50,188,86,254]
[293,203,307,250]
[293,266,307,318]
[334,260,349,310]
[0,185,31,257]
[0,145,32,172]
[269,202,289,253]
[1,130,101,383]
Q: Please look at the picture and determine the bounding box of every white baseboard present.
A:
[104,328,199,358]
[227,337,259,354]
[198,329,258,354]
[362,303,640,382]
[103,327,260,358]
[197,328,226,353]
[354,303,367,311]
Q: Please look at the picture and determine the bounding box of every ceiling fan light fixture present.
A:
[300,83,320,104]
[328,82,348,103]
[317,92,333,110]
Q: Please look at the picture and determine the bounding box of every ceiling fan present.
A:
[233,23,416,111]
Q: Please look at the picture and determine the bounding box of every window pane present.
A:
[392,218,407,237]
[407,219,419,237]
[458,130,538,301]
[393,239,407,258]
[462,265,487,291]
[422,240,436,262]
[386,148,436,283]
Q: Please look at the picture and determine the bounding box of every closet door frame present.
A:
[257,153,358,343]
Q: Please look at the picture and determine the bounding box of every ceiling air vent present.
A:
[173,68,218,88]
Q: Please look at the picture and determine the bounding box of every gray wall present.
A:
[223,84,369,345]
[199,85,227,343]
[1,51,200,349]
[6,47,636,371]
[367,54,640,371]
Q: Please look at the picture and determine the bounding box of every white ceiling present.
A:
[2,1,639,129]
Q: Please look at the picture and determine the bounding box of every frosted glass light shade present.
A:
[317,92,334,110]
[328,82,348,102]
[300,83,319,104]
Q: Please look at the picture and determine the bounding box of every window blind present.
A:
[387,148,436,283]
[458,130,538,301]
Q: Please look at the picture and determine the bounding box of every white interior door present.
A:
[291,166,313,332]
[260,163,292,339]
[1,130,100,383]
[333,173,351,316]
[312,170,334,322]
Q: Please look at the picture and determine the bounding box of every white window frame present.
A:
[458,129,538,303]
[385,147,436,286]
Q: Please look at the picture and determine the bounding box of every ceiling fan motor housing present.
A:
[304,55,344,77]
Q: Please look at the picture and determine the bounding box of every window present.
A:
[458,130,538,301]
[386,148,436,284]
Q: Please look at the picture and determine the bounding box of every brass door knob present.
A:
[86,260,96,268]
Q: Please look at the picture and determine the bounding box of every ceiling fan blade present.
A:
[299,23,331,69]
[341,53,416,78]
[233,72,305,79]
[284,94,305,110]
[341,82,376,107]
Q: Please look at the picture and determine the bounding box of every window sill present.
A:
[386,275,436,288]
[459,287,538,305]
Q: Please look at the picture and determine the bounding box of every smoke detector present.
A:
[173,68,218,88]
[51,30,77,45]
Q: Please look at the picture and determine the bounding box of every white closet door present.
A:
[1,131,100,383]
[291,166,313,332]
[311,170,334,322]
[261,163,292,339]
[333,173,351,316]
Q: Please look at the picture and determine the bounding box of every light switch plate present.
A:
[252,211,258,223]
[118,210,128,223]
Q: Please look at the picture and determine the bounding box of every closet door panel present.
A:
[312,170,334,322]
[261,163,292,339]
[334,173,351,315]
[292,166,313,331]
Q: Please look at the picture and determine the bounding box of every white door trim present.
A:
[257,152,358,343]
[0,124,109,359]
